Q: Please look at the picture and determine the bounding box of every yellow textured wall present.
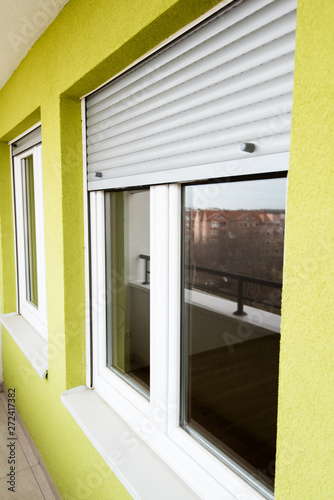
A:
[1,0,333,498]
[0,143,16,315]
[275,1,334,498]
[0,0,224,498]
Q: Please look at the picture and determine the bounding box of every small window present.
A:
[13,136,47,339]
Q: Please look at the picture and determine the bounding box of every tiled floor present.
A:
[0,390,60,499]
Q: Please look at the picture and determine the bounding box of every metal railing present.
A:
[139,255,282,316]
[139,254,150,284]
[192,265,282,316]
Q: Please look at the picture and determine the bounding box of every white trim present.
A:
[89,191,99,389]
[0,313,48,379]
[82,98,92,387]
[87,152,289,191]
[8,121,42,146]
[150,185,169,433]
[12,144,48,341]
[80,0,235,100]
[9,144,19,314]
[168,184,182,433]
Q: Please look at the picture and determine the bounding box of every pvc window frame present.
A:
[12,142,47,339]
[88,157,289,500]
[0,128,48,380]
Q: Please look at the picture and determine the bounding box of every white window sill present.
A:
[61,386,199,500]
[129,284,280,334]
[0,313,48,379]
[186,289,281,334]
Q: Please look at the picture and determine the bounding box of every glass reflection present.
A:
[105,189,150,396]
[181,175,287,491]
[22,155,38,307]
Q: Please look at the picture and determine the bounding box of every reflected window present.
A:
[105,189,150,396]
[22,155,38,307]
[181,174,287,491]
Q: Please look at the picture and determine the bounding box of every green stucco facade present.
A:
[0,0,333,498]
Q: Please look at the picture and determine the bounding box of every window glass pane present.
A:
[105,189,150,396]
[22,155,38,307]
[181,175,287,491]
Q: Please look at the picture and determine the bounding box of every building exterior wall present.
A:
[0,0,333,498]
[275,1,334,498]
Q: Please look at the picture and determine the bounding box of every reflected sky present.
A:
[185,177,287,210]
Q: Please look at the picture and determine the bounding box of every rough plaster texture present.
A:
[0,143,16,315]
[275,1,334,499]
[0,0,226,498]
[0,0,333,498]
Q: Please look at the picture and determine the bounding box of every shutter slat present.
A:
[88,94,292,164]
[87,72,294,154]
[87,42,295,137]
[87,133,291,183]
[88,113,292,173]
[87,12,296,124]
[12,127,42,156]
[87,0,294,112]
[86,0,296,190]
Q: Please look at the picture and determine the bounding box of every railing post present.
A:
[139,254,150,284]
[143,258,149,285]
[233,278,247,316]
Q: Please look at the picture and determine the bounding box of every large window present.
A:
[86,1,295,496]
[90,172,287,499]
[13,140,47,338]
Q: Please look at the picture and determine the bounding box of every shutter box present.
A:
[86,0,296,191]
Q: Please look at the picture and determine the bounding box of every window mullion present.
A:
[167,184,182,433]
[90,191,101,387]
[150,184,169,432]
[13,160,26,313]
[96,191,107,378]
[34,146,47,328]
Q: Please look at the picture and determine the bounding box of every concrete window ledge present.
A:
[61,386,199,500]
[0,313,48,379]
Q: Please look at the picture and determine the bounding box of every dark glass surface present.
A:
[22,155,38,307]
[181,176,287,490]
[105,189,150,395]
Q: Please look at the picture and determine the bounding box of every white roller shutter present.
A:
[86,0,296,191]
[12,126,42,156]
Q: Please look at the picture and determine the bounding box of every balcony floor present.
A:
[0,387,60,499]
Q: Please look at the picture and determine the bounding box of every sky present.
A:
[185,177,287,210]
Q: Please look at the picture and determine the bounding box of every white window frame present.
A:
[82,0,293,494]
[13,144,47,340]
[88,157,289,500]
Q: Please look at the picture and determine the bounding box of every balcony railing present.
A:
[139,254,150,285]
[139,254,282,316]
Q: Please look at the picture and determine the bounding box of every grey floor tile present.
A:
[15,420,38,467]
[0,427,30,480]
[0,467,45,499]
[0,391,60,498]
[32,464,57,500]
